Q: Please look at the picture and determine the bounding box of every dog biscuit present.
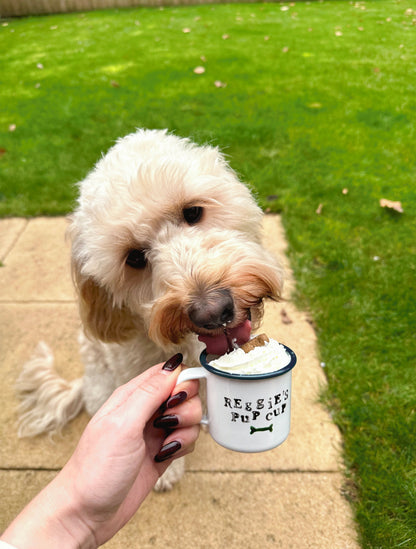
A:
[240,333,269,353]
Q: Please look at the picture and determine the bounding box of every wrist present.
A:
[1,473,97,549]
[44,471,98,549]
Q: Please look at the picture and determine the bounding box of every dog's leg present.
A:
[78,333,118,416]
[154,457,186,492]
[82,362,117,416]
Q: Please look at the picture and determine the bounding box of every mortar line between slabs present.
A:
[187,469,341,475]
[0,467,341,475]
[0,300,77,304]
[0,219,29,263]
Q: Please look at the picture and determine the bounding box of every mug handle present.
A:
[176,367,209,426]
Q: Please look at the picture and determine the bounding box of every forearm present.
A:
[1,473,97,549]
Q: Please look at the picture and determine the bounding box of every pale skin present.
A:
[1,358,201,549]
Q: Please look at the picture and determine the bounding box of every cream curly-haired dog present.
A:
[17,129,283,490]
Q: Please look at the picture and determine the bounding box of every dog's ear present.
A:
[72,261,138,343]
[231,259,284,332]
[233,258,284,304]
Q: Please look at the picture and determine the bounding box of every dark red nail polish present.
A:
[162,353,183,371]
[158,399,169,414]
[154,441,182,462]
[153,414,179,429]
[166,390,187,409]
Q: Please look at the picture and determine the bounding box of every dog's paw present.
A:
[154,457,185,492]
[154,475,175,492]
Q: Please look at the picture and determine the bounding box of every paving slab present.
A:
[0,470,358,549]
[0,215,359,548]
[0,301,341,472]
[0,218,27,261]
[0,217,75,301]
[0,303,88,469]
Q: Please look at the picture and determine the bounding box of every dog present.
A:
[17,129,283,490]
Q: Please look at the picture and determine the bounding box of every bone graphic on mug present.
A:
[250,424,273,435]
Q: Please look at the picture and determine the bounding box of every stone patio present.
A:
[0,215,359,548]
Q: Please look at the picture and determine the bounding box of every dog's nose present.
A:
[188,288,235,330]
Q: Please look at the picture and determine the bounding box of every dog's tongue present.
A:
[198,319,252,356]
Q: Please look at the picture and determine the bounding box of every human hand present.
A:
[1,355,201,548]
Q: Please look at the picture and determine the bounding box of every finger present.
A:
[154,424,200,463]
[174,378,200,399]
[92,359,183,430]
[153,395,202,430]
[163,379,200,411]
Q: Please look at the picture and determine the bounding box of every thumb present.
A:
[131,358,183,423]
[93,354,184,429]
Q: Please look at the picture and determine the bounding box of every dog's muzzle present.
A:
[187,288,234,331]
[187,288,253,355]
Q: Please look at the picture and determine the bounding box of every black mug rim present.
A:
[199,343,297,380]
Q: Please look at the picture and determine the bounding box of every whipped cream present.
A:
[209,338,291,375]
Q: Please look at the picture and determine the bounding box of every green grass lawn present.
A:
[1,1,416,547]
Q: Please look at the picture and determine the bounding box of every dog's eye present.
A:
[183,206,203,225]
[126,249,147,269]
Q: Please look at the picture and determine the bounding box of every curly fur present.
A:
[17,129,283,490]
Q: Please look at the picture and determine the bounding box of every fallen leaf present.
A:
[282,46,289,53]
[214,80,227,88]
[200,55,206,62]
[182,28,191,33]
[0,148,6,158]
[222,34,229,40]
[264,35,270,41]
[380,198,403,213]
[110,80,120,87]
[316,203,323,214]
[280,309,293,325]
[193,66,205,74]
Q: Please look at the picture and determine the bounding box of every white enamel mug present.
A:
[176,345,297,453]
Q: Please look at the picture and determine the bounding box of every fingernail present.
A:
[166,390,187,409]
[162,353,183,371]
[153,414,179,429]
[158,399,169,414]
[154,440,182,462]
